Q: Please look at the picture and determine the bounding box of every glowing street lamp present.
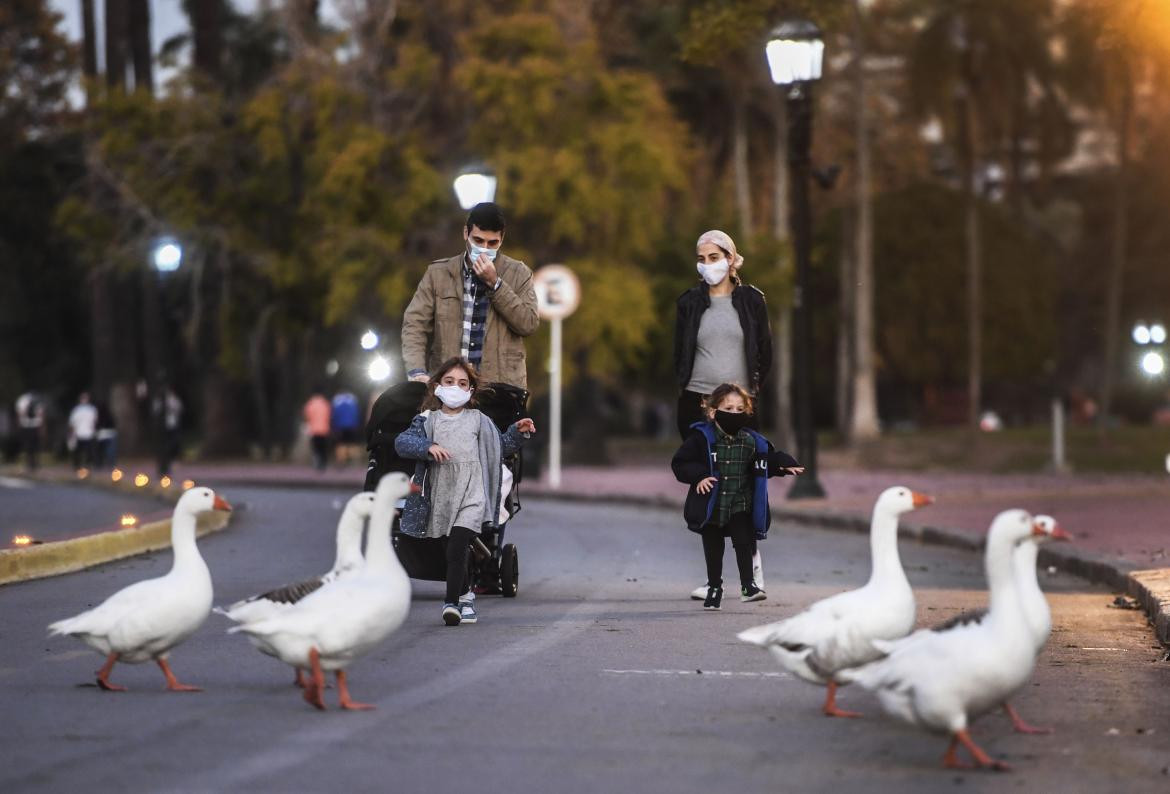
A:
[1150,323,1166,344]
[368,355,391,382]
[152,239,183,273]
[453,164,497,210]
[360,330,379,350]
[1133,323,1152,345]
[1140,351,1165,377]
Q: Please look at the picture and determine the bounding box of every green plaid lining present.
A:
[713,427,754,527]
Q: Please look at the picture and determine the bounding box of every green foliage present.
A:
[870,182,1057,386]
[455,8,694,385]
[0,0,75,150]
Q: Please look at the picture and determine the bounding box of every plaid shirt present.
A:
[713,426,754,527]
[461,257,498,370]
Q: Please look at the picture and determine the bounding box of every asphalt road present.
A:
[1,486,1167,793]
[1,475,171,543]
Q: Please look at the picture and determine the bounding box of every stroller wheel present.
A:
[500,543,518,598]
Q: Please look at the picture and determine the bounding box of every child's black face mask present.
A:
[714,410,749,435]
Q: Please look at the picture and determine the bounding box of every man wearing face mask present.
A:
[402,203,539,391]
[673,229,773,439]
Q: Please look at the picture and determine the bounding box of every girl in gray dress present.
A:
[395,358,535,626]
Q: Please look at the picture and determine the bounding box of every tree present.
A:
[907,0,1064,428]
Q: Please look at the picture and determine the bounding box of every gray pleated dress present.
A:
[425,409,486,538]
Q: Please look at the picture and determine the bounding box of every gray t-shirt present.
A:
[685,295,749,394]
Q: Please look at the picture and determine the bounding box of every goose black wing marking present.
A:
[256,577,325,605]
[931,608,988,632]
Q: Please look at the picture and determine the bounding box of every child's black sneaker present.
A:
[703,586,723,610]
[740,584,767,603]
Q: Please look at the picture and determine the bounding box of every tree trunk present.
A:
[80,0,97,99]
[191,0,223,81]
[1098,75,1132,435]
[104,0,128,91]
[956,79,982,429]
[848,0,880,441]
[732,93,753,241]
[250,305,276,459]
[836,211,854,436]
[89,267,116,405]
[128,0,153,94]
[771,93,794,451]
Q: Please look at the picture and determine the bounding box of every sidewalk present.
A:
[5,459,1169,645]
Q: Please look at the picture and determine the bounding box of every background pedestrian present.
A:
[303,388,332,471]
[67,392,98,470]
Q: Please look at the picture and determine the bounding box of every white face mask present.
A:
[697,258,729,286]
[468,242,499,263]
[435,384,471,409]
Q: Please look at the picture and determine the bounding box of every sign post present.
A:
[532,265,581,489]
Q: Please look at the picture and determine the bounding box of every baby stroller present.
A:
[365,380,529,597]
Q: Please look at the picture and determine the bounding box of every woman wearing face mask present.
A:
[674,230,772,439]
[395,357,536,626]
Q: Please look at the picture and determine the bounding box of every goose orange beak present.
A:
[213,495,233,512]
[1049,524,1071,541]
[911,491,934,508]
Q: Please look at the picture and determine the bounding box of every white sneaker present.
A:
[690,584,709,600]
[459,601,478,624]
[752,550,765,592]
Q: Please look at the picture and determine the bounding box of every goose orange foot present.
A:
[158,659,202,691]
[336,671,375,711]
[1004,703,1052,735]
[943,730,1011,772]
[822,681,862,718]
[96,653,126,691]
[302,648,327,711]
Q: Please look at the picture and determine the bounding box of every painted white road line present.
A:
[603,668,790,679]
[0,476,33,489]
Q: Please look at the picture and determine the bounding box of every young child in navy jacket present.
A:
[671,383,803,610]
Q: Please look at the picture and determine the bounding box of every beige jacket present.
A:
[401,252,539,389]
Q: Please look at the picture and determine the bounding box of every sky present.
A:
[46,1,346,90]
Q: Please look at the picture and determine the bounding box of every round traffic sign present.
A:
[532,264,581,320]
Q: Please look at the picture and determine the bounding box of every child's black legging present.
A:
[445,526,476,603]
[701,512,755,590]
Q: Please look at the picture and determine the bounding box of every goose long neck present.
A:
[866,508,908,587]
[365,503,396,570]
[169,510,202,571]
[333,508,364,570]
[1013,540,1042,600]
[986,531,1021,616]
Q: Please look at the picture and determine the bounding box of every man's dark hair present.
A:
[465,202,506,233]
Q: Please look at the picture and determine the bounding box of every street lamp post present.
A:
[453,163,498,210]
[767,20,827,500]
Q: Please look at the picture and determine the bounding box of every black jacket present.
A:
[671,422,800,538]
[674,282,772,394]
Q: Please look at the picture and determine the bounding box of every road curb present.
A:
[0,510,232,586]
[524,489,1170,646]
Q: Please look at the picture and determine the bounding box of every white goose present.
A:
[214,490,377,686]
[925,513,1068,734]
[737,486,932,717]
[228,472,415,710]
[837,509,1047,771]
[48,487,231,691]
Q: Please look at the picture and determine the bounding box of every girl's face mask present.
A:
[435,384,471,409]
[714,409,749,435]
[697,258,729,286]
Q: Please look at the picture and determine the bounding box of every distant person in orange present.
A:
[303,388,331,471]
